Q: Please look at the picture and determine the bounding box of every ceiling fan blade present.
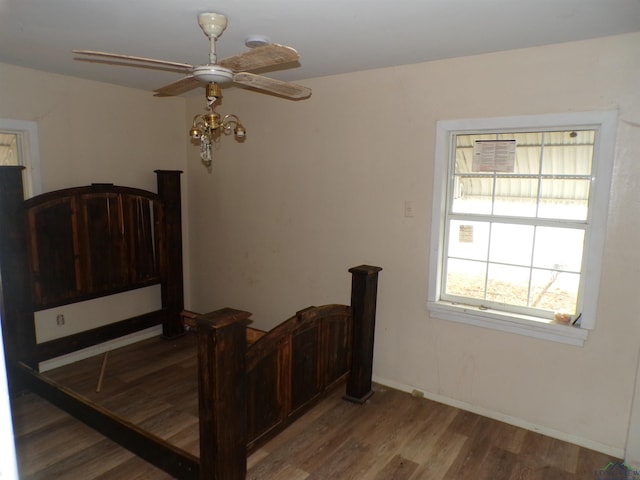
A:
[233,72,311,100]
[153,76,202,97]
[75,57,188,74]
[73,50,193,70]
[219,44,300,73]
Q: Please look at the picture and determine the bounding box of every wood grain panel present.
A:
[25,186,165,311]
[28,197,80,306]
[290,323,320,412]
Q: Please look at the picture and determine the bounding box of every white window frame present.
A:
[428,111,617,346]
[0,119,42,197]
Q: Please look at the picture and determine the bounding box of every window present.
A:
[428,112,617,346]
[0,119,41,197]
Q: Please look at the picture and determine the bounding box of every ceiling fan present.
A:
[72,12,312,100]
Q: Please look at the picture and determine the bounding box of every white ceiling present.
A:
[1,0,639,96]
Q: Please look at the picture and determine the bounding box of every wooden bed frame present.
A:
[0,166,382,479]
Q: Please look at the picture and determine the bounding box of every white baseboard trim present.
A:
[38,326,162,372]
[373,375,624,459]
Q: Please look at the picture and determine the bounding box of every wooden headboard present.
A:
[0,167,185,376]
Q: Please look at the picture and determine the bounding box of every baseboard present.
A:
[373,375,624,459]
[38,325,162,372]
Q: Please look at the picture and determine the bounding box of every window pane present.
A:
[542,146,593,175]
[489,223,534,266]
[0,133,18,166]
[451,175,494,214]
[493,176,539,217]
[454,146,474,173]
[542,131,594,176]
[538,178,590,220]
[544,129,594,147]
[486,264,530,306]
[508,132,543,176]
[533,227,584,272]
[445,258,486,300]
[447,220,489,261]
[453,134,496,215]
[492,138,542,217]
[530,269,579,314]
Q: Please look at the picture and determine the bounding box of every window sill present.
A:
[427,301,588,346]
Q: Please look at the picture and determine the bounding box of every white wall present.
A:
[186,33,640,456]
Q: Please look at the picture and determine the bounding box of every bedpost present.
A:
[196,308,251,480]
[155,170,185,339]
[0,166,37,380]
[344,264,382,404]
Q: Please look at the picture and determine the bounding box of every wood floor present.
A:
[11,333,619,479]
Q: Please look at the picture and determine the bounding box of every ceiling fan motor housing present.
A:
[193,65,233,84]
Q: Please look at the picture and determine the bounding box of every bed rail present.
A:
[14,362,200,479]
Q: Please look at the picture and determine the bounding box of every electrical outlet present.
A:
[56,314,65,326]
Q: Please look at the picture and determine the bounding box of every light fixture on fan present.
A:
[189,83,246,169]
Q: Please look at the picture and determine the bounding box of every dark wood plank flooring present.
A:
[10,334,619,479]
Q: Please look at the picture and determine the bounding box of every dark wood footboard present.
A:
[245,303,353,450]
[195,265,382,480]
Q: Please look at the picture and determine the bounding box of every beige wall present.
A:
[0,63,187,192]
[186,33,640,455]
[0,63,190,342]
